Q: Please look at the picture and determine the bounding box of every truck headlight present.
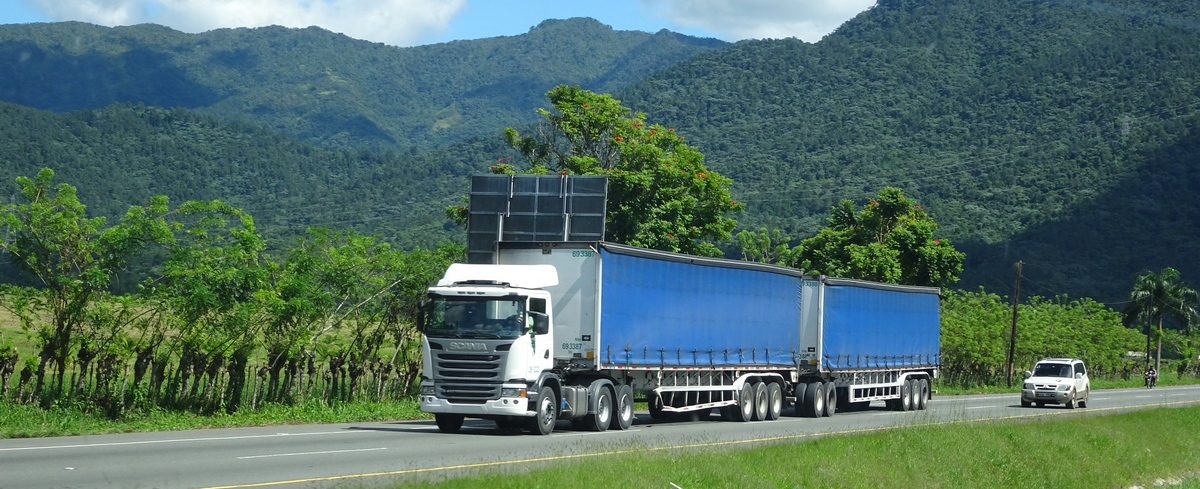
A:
[1057,384,1071,391]
[1022,383,1033,390]
[421,385,435,395]
[501,388,527,398]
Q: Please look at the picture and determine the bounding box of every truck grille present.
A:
[433,352,504,403]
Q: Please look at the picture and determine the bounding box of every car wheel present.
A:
[1066,394,1076,410]
[1021,399,1031,408]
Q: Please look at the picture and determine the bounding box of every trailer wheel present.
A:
[765,382,783,420]
[803,381,825,418]
[752,382,769,421]
[735,382,756,422]
[609,385,634,431]
[788,382,808,417]
[822,381,836,417]
[435,414,464,433]
[917,378,929,410]
[899,380,913,411]
[584,386,613,432]
[529,386,558,435]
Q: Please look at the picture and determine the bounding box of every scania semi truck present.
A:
[418,241,940,435]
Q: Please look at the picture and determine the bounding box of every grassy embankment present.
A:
[394,405,1200,489]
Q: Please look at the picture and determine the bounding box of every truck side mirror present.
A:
[416,299,430,332]
[532,314,549,335]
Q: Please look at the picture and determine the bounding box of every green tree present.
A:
[149,199,269,413]
[736,227,793,264]
[494,85,742,257]
[0,168,171,402]
[1121,267,1199,373]
[786,187,963,287]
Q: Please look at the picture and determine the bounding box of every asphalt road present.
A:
[3,385,1199,489]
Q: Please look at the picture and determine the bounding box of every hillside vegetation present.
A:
[617,0,1200,301]
[1,0,1199,304]
[0,19,726,151]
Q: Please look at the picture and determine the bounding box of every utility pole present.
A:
[1006,260,1023,387]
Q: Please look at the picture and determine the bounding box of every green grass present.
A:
[0,399,429,438]
[395,406,1200,489]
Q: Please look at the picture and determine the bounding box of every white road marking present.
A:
[0,430,368,452]
[552,429,642,437]
[237,447,387,460]
[966,405,995,410]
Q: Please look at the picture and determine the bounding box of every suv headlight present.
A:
[1022,383,1033,390]
[501,388,527,398]
[1057,384,1072,391]
[421,385,435,395]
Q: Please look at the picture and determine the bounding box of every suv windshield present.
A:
[423,296,525,339]
[1033,362,1073,378]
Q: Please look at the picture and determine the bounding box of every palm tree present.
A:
[1122,268,1199,373]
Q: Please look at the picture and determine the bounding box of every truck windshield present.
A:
[424,296,526,339]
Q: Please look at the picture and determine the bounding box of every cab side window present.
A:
[1075,362,1086,376]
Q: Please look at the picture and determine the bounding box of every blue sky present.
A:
[1,0,875,47]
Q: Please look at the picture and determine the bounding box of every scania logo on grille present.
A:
[447,341,489,351]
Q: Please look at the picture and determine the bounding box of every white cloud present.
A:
[26,0,467,47]
[29,0,147,26]
[641,0,876,42]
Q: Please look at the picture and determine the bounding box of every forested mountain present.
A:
[616,0,1200,302]
[0,101,477,250]
[2,0,1198,304]
[0,19,727,150]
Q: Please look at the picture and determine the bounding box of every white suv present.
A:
[1021,358,1090,409]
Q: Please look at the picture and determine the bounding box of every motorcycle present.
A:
[1144,370,1158,388]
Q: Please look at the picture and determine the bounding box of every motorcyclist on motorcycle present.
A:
[1145,367,1158,388]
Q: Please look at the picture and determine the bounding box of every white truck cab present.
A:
[418,264,555,433]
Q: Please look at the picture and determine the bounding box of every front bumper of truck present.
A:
[420,385,532,416]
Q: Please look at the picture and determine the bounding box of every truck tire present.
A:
[908,379,919,411]
[529,386,558,435]
[803,381,825,418]
[788,382,808,417]
[610,385,635,431]
[752,382,769,421]
[898,380,913,411]
[735,382,756,422]
[584,386,613,431]
[766,382,783,420]
[917,378,929,410]
[823,381,836,417]
[435,414,464,433]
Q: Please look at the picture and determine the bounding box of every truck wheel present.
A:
[822,381,836,417]
[585,387,613,432]
[917,378,930,410]
[804,381,825,418]
[788,382,808,417]
[908,380,919,411]
[752,382,769,421]
[898,380,913,411]
[609,385,634,431]
[766,382,783,420]
[529,386,558,435]
[735,382,756,422]
[435,414,464,433]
